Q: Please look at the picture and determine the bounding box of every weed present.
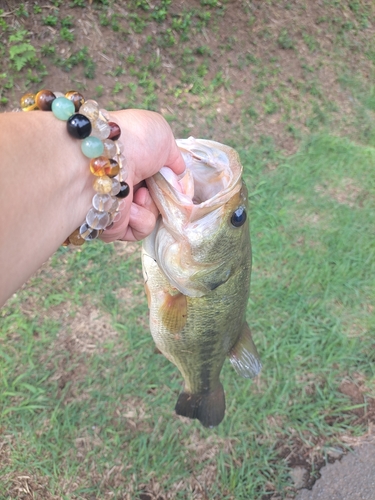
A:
[111,14,121,32]
[99,12,110,26]
[61,16,74,29]
[33,5,42,14]
[196,45,212,57]
[60,27,75,43]
[42,14,58,26]
[95,84,104,97]
[171,11,192,40]
[201,0,219,6]
[278,29,294,49]
[70,0,86,7]
[41,44,56,57]
[15,4,28,17]
[158,28,176,48]
[8,30,37,71]
[129,13,146,33]
[263,94,278,114]
[56,47,96,79]
[152,7,168,23]
[112,82,124,94]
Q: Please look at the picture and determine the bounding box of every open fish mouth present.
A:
[146,137,243,226]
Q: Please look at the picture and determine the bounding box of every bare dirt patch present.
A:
[3,0,375,152]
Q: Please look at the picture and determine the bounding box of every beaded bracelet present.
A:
[20,89,130,246]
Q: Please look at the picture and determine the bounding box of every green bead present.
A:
[51,96,75,120]
[81,136,104,158]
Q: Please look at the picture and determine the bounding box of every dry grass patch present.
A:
[315,178,363,207]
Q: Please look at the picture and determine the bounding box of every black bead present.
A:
[67,113,92,139]
[116,182,130,199]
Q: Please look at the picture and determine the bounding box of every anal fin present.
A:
[229,323,262,378]
[175,383,225,428]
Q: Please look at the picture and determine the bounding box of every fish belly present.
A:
[142,248,250,427]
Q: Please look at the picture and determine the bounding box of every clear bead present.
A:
[112,211,122,223]
[119,154,127,167]
[79,99,99,120]
[99,108,110,121]
[118,167,128,182]
[86,208,110,230]
[110,178,121,196]
[79,223,99,241]
[115,141,124,153]
[108,198,119,213]
[92,193,114,212]
[102,139,117,158]
[90,119,110,140]
[53,91,65,98]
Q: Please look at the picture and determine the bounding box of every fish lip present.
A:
[146,139,243,214]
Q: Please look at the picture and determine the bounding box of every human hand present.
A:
[100,109,185,242]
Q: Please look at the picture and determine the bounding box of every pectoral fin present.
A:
[229,323,262,378]
[160,292,187,334]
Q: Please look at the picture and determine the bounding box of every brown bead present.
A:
[108,122,121,141]
[35,89,56,111]
[65,90,85,112]
[68,228,85,246]
[20,93,37,111]
[106,158,120,178]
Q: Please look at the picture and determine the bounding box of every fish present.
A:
[141,137,261,428]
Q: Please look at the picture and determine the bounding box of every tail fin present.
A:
[175,383,225,428]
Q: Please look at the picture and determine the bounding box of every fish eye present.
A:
[231,206,247,227]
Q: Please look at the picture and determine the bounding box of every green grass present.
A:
[1,131,374,498]
[1,0,375,497]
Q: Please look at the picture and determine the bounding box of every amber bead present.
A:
[20,93,37,111]
[116,182,130,199]
[67,113,92,139]
[65,90,85,112]
[108,122,121,141]
[91,157,119,178]
[35,89,56,111]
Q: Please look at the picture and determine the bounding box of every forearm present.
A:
[0,107,185,307]
[0,111,93,305]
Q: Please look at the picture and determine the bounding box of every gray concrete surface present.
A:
[295,441,375,500]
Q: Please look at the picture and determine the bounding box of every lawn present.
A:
[1,1,374,499]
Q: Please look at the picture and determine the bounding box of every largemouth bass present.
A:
[142,137,261,428]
